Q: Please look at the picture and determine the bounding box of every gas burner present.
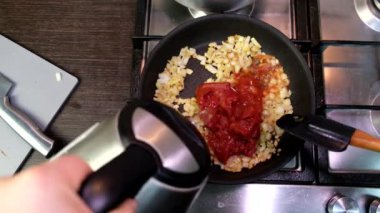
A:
[188,3,255,18]
[354,0,380,32]
[375,0,380,10]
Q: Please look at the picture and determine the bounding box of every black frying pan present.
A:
[139,14,315,184]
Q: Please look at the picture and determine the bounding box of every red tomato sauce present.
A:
[196,68,267,163]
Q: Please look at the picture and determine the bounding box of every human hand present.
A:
[0,156,137,213]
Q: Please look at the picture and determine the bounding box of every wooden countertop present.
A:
[0,0,137,169]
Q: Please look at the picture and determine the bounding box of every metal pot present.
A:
[175,0,255,13]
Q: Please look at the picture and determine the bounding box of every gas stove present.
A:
[131,0,380,212]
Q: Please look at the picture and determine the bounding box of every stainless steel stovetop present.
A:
[320,0,380,175]
[132,0,380,212]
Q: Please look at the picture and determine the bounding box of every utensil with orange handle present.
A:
[277,114,380,152]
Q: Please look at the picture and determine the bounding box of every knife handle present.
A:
[350,130,380,152]
[0,96,54,156]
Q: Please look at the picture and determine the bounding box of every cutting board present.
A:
[0,34,78,176]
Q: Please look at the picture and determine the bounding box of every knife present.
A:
[0,72,54,156]
[277,114,380,152]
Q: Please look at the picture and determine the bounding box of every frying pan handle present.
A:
[79,145,157,213]
[351,130,380,152]
[0,96,54,156]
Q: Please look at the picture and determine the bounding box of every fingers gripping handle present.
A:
[79,145,157,213]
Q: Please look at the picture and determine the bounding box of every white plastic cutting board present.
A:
[0,35,78,176]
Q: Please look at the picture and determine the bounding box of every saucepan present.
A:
[175,0,255,13]
[139,14,380,183]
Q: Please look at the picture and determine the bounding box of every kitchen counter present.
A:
[0,0,137,169]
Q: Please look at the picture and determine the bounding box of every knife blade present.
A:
[0,72,54,156]
[0,72,12,97]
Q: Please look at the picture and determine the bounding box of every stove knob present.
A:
[370,199,380,213]
[327,194,360,213]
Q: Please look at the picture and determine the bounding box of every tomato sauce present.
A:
[196,68,267,163]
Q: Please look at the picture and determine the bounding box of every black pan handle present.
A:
[79,145,157,213]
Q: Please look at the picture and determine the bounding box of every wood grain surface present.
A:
[0,0,137,169]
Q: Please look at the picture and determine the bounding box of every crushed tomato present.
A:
[196,70,266,163]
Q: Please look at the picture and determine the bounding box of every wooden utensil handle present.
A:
[350,130,380,152]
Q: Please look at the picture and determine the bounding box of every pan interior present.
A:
[140,15,315,184]
[180,46,213,99]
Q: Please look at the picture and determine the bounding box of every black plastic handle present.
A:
[79,145,157,213]
[277,114,356,152]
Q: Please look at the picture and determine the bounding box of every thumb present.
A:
[45,155,92,189]
[110,199,137,213]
